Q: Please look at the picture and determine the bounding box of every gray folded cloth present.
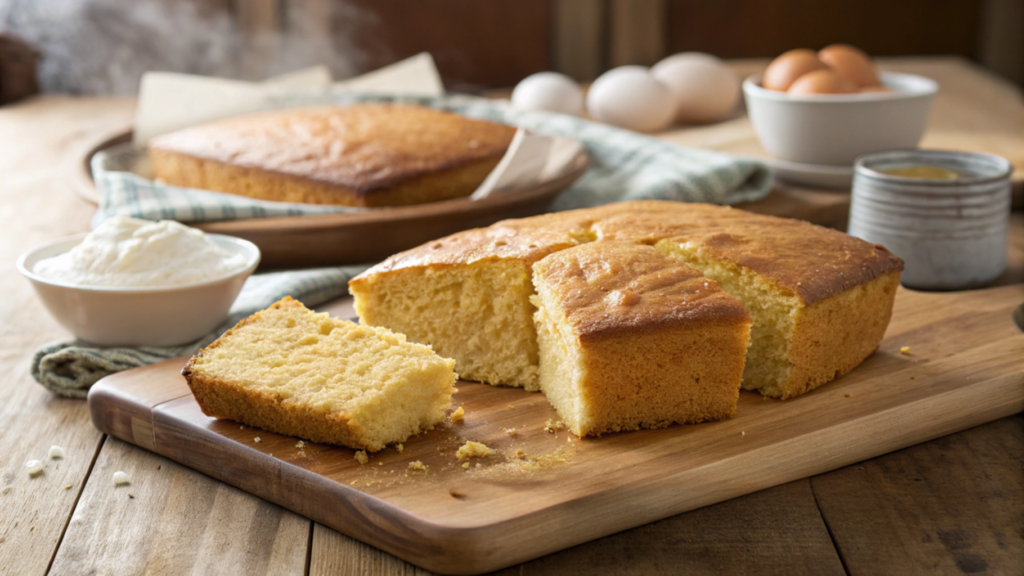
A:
[31,265,369,398]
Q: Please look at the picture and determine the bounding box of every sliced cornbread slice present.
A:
[349,212,598,390]
[182,297,456,451]
[592,202,902,398]
[531,242,752,436]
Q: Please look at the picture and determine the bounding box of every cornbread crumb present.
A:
[900,346,911,355]
[26,460,42,476]
[544,420,566,433]
[450,407,465,423]
[396,443,404,453]
[378,462,383,466]
[408,461,428,472]
[295,441,305,449]
[63,484,72,490]
[254,437,261,443]
[508,405,515,409]
[504,428,518,437]
[456,441,494,461]
[462,462,470,469]
[513,449,526,459]
[354,451,369,465]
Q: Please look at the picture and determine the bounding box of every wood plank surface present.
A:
[1,58,1022,575]
[48,436,310,576]
[86,284,1024,573]
[812,415,1024,575]
[0,96,133,576]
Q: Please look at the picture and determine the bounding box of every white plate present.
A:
[766,158,854,190]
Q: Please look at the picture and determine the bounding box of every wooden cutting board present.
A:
[88,284,1024,575]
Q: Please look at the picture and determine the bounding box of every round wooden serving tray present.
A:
[67,128,588,268]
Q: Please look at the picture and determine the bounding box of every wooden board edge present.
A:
[126,370,1024,574]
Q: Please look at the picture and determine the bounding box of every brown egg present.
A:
[818,44,880,88]
[763,49,829,91]
[787,70,857,95]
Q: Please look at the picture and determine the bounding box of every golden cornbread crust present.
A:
[532,242,751,436]
[149,104,515,207]
[351,201,903,400]
[183,297,456,451]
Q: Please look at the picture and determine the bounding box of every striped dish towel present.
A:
[31,265,369,398]
[92,93,771,225]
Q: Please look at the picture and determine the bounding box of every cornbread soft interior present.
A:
[148,104,516,208]
[182,297,456,451]
[351,260,541,389]
[531,242,751,436]
[655,239,799,394]
[351,201,904,404]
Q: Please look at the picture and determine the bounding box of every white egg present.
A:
[651,53,740,124]
[586,66,675,133]
[511,72,584,115]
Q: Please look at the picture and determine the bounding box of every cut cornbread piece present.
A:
[182,297,456,452]
[590,202,902,398]
[531,242,752,436]
[349,212,599,390]
[590,202,901,399]
[148,104,516,207]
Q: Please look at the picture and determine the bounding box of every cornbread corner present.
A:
[181,296,457,452]
[531,242,752,437]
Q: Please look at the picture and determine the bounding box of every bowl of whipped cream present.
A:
[18,216,260,346]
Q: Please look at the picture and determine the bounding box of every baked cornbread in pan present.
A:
[349,201,903,400]
[149,104,516,207]
[182,297,456,451]
[531,241,751,436]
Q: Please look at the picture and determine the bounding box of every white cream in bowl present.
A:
[34,216,249,288]
[19,219,260,347]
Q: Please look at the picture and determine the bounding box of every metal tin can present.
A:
[848,149,1012,290]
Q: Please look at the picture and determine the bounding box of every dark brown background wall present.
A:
[1,0,1021,94]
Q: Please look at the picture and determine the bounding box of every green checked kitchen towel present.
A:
[91,93,772,226]
[31,265,370,399]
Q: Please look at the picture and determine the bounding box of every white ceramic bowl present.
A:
[743,71,938,166]
[18,233,260,347]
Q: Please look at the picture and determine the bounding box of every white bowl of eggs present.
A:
[743,45,938,166]
[511,53,741,133]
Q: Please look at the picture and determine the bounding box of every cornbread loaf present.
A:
[350,201,903,401]
[181,297,457,451]
[532,241,751,436]
[148,104,516,207]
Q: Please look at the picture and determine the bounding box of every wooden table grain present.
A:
[2,58,1022,575]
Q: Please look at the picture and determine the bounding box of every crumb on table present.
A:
[396,443,404,453]
[354,450,369,465]
[900,346,911,355]
[408,461,429,472]
[450,406,465,423]
[544,420,566,433]
[457,441,494,461]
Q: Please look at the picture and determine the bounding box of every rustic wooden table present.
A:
[2,58,1022,575]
